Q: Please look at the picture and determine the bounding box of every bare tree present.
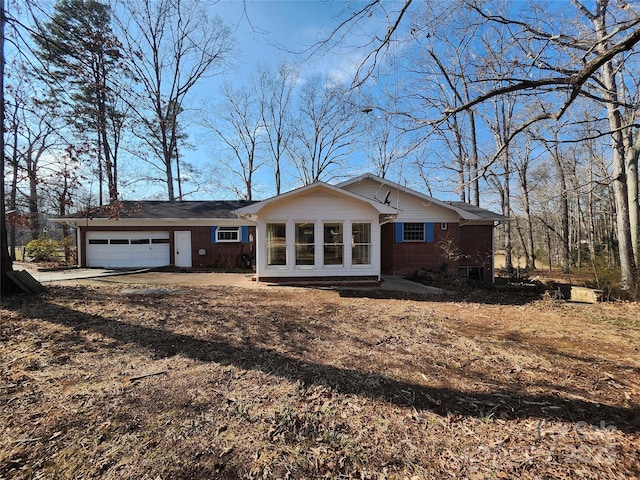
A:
[321,0,640,288]
[257,63,297,195]
[405,14,482,204]
[365,111,410,179]
[117,0,234,201]
[290,75,362,184]
[209,82,265,201]
[512,136,537,269]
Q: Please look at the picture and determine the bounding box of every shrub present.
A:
[25,236,61,263]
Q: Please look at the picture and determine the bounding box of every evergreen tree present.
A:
[32,0,124,204]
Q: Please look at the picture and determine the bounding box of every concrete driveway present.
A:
[15,262,449,295]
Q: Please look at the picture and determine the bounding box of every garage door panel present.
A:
[87,232,170,268]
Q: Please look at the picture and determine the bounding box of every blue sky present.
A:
[212,1,379,85]
[170,1,394,201]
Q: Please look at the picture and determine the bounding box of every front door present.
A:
[174,231,192,267]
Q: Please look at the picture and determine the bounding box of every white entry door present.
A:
[174,231,192,267]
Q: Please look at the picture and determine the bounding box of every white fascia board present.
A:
[50,218,256,227]
[234,181,398,217]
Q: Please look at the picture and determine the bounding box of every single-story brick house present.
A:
[54,174,506,282]
[235,173,507,283]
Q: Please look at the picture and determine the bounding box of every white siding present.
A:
[342,178,460,222]
[254,189,381,279]
[259,190,376,221]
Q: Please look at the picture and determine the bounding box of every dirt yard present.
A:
[1,280,639,479]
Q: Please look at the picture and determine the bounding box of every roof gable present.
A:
[234,182,398,217]
[339,173,506,221]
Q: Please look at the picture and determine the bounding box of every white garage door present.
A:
[86,231,170,268]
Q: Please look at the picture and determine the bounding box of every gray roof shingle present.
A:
[68,200,257,219]
[448,201,510,221]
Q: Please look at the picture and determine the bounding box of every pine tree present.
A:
[33,0,124,204]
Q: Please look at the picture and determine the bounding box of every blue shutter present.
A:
[241,226,249,243]
[395,223,403,243]
[211,226,217,243]
[425,222,434,242]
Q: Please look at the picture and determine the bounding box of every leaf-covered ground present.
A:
[1,283,639,479]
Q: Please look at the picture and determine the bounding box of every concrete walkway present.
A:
[16,263,151,284]
[14,262,450,295]
[380,276,449,295]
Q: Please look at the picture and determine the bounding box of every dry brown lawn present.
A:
[1,282,639,479]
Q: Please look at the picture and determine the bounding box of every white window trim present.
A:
[323,221,345,267]
[265,222,287,267]
[403,222,425,242]
[217,226,240,243]
[351,222,372,266]
[295,222,316,267]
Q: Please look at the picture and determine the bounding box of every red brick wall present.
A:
[79,225,255,269]
[458,225,493,268]
[381,223,461,276]
[381,222,494,280]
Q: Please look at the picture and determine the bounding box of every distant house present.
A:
[54,174,506,283]
[53,201,256,270]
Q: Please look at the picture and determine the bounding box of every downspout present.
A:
[492,222,496,283]
[378,215,398,282]
[76,223,82,268]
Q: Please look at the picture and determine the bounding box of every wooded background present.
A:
[1,0,639,293]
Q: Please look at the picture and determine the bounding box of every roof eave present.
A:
[234,181,398,216]
[338,174,486,220]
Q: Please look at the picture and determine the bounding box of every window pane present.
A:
[403,223,424,241]
[352,223,371,265]
[295,223,315,265]
[352,245,370,265]
[89,239,108,244]
[110,239,129,245]
[152,238,170,244]
[324,223,343,243]
[352,223,371,243]
[217,226,239,242]
[131,239,150,245]
[323,223,343,266]
[324,244,343,265]
[266,223,286,266]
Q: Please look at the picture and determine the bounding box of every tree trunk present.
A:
[452,113,466,202]
[462,81,480,206]
[468,110,480,206]
[546,226,553,272]
[625,131,639,267]
[522,176,536,269]
[1,3,16,294]
[552,148,571,273]
[592,7,637,289]
[27,149,40,240]
[502,179,512,273]
[9,135,18,260]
